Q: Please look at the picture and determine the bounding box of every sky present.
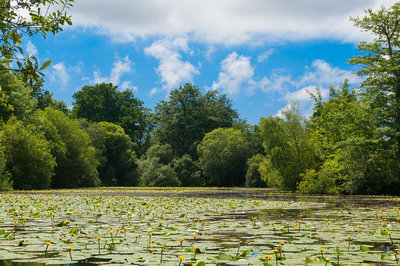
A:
[28,0,396,124]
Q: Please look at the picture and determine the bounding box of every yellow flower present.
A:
[45,241,51,246]
[179,256,185,260]
[320,248,324,252]
[273,249,279,253]
[67,246,73,251]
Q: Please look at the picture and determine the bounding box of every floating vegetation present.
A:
[0,187,399,265]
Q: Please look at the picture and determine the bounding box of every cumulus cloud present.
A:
[271,59,362,117]
[300,59,361,85]
[145,38,199,93]
[258,59,360,99]
[50,62,70,89]
[283,86,329,102]
[93,56,134,89]
[70,0,392,45]
[211,52,254,96]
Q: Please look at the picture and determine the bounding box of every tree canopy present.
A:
[349,3,400,158]
[72,83,149,145]
[153,83,238,158]
[197,128,250,186]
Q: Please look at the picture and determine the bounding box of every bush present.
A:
[245,154,267,187]
[137,157,181,187]
[258,157,282,188]
[172,154,204,186]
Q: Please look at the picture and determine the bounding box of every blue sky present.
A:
[27,0,394,124]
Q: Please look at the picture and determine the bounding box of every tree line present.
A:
[1,2,400,194]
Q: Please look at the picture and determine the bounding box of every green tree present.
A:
[245,154,266,188]
[0,145,12,191]
[153,83,238,158]
[0,0,73,82]
[172,154,204,186]
[31,108,99,188]
[0,71,35,121]
[31,78,69,114]
[0,117,55,189]
[72,83,149,144]
[137,158,181,187]
[143,143,174,165]
[297,154,341,195]
[0,86,13,118]
[309,82,376,148]
[197,128,250,186]
[85,122,138,186]
[305,81,399,194]
[259,103,317,191]
[349,2,400,158]
[137,143,181,187]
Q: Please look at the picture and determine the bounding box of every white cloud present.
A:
[268,59,362,117]
[50,62,70,89]
[260,59,360,97]
[145,38,199,93]
[257,49,274,62]
[283,85,329,102]
[70,0,391,45]
[211,52,254,96]
[121,81,137,91]
[93,56,134,89]
[300,59,361,85]
[26,40,38,57]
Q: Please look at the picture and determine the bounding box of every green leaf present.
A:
[237,250,251,258]
[194,262,206,266]
[69,227,79,234]
[39,60,51,70]
[360,245,370,252]
[216,252,233,261]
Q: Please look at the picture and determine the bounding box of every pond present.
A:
[0,187,399,265]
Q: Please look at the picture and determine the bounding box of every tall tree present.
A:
[197,128,250,186]
[0,117,56,189]
[31,108,100,188]
[349,3,400,158]
[85,122,138,186]
[0,70,35,121]
[153,83,238,158]
[72,83,149,145]
[259,103,317,190]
